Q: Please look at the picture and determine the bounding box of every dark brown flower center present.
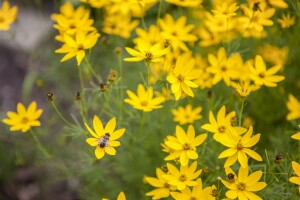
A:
[237,182,246,191]
[178,75,184,82]
[183,143,191,150]
[190,197,196,200]
[218,125,226,133]
[237,141,243,150]
[21,117,29,124]
[145,52,153,61]
[0,17,4,23]
[221,66,227,72]
[77,44,84,50]
[179,174,186,181]
[141,100,148,107]
[259,72,265,78]
[163,183,170,188]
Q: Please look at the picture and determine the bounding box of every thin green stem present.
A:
[78,65,87,123]
[51,101,72,126]
[85,57,102,83]
[157,0,163,22]
[30,129,51,159]
[238,98,245,126]
[117,53,124,120]
[145,62,151,87]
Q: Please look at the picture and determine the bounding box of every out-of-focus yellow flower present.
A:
[155,87,172,101]
[145,168,176,199]
[158,14,197,51]
[258,44,289,66]
[164,125,207,166]
[133,25,162,46]
[172,104,202,125]
[166,55,201,100]
[124,40,170,63]
[218,126,262,168]
[249,55,285,87]
[212,2,239,18]
[194,54,214,89]
[165,0,202,8]
[278,13,295,29]
[171,179,216,200]
[292,132,300,140]
[222,166,267,199]
[81,0,108,8]
[55,31,100,65]
[103,12,139,39]
[124,84,165,112]
[163,162,202,190]
[242,116,255,129]
[231,80,260,98]
[2,101,43,133]
[286,94,300,121]
[248,0,288,9]
[0,0,18,31]
[117,192,126,200]
[290,161,300,193]
[85,116,125,159]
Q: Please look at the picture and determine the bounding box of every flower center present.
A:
[141,100,148,107]
[21,117,29,124]
[218,125,226,133]
[183,143,191,150]
[227,173,235,182]
[0,17,4,23]
[145,52,153,61]
[237,182,246,191]
[211,188,219,197]
[69,23,76,29]
[77,44,84,51]
[178,75,184,82]
[190,197,196,200]
[221,65,227,72]
[179,174,187,181]
[237,141,243,150]
[163,183,170,188]
[259,72,265,78]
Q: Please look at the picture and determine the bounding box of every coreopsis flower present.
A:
[124,84,165,112]
[172,104,202,125]
[258,44,288,66]
[164,125,207,166]
[201,106,246,143]
[81,0,108,8]
[290,161,300,193]
[2,101,43,133]
[165,0,202,8]
[0,0,18,31]
[166,55,201,100]
[163,162,202,190]
[256,0,288,8]
[124,40,170,63]
[85,116,125,159]
[145,167,176,199]
[291,125,300,140]
[222,166,267,200]
[102,12,139,39]
[218,126,262,168]
[278,13,295,29]
[170,179,216,200]
[286,94,300,120]
[158,14,197,51]
[212,2,239,18]
[249,55,285,87]
[231,80,260,98]
[55,31,100,65]
[133,25,162,46]
[155,87,172,101]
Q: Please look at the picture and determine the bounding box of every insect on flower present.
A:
[99,133,110,148]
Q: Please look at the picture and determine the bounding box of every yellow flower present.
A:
[218,126,262,168]
[166,55,201,100]
[265,0,288,8]
[165,0,202,8]
[124,40,170,63]
[117,192,126,200]
[55,31,100,65]
[231,80,260,98]
[158,14,197,51]
[81,0,108,8]
[201,106,246,143]
[292,132,300,140]
[155,87,172,101]
[258,44,288,66]
[133,25,162,46]
[222,166,267,199]
[286,94,300,120]
[290,161,300,193]
[163,161,202,190]
[85,116,125,159]
[249,55,285,87]
[124,84,165,112]
[278,13,295,29]
[2,101,43,133]
[164,125,207,166]
[145,168,176,199]
[0,0,18,31]
[212,2,239,18]
[172,104,202,125]
[170,178,216,200]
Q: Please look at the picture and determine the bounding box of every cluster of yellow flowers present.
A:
[0,0,17,31]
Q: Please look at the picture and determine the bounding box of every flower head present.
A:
[172,104,202,125]
[231,80,260,98]
[286,94,300,121]
[278,13,295,29]
[289,161,300,193]
[85,116,125,159]
[124,84,165,112]
[2,101,43,133]
[165,0,202,8]
[0,0,18,31]
[164,125,207,166]
[222,166,267,199]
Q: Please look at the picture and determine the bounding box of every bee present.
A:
[99,133,110,148]
[227,173,235,183]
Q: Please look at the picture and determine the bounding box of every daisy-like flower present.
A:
[212,2,239,19]
[165,0,202,8]
[172,104,202,125]
[286,94,300,121]
[166,55,201,100]
[163,161,202,190]
[278,13,295,29]
[145,167,176,199]
[164,125,207,166]
[222,166,267,200]
[0,0,18,31]
[290,161,300,193]
[124,40,170,63]
[124,84,165,112]
[2,101,43,133]
[218,126,262,168]
[231,80,260,98]
[249,55,285,87]
[170,178,216,200]
[81,0,108,8]
[55,31,100,65]
[85,116,125,159]
[201,106,246,143]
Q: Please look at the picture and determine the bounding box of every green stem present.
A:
[51,101,72,126]
[85,57,102,83]
[146,62,151,87]
[238,98,245,126]
[117,53,124,120]
[157,0,163,22]
[77,65,87,123]
[30,129,51,159]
